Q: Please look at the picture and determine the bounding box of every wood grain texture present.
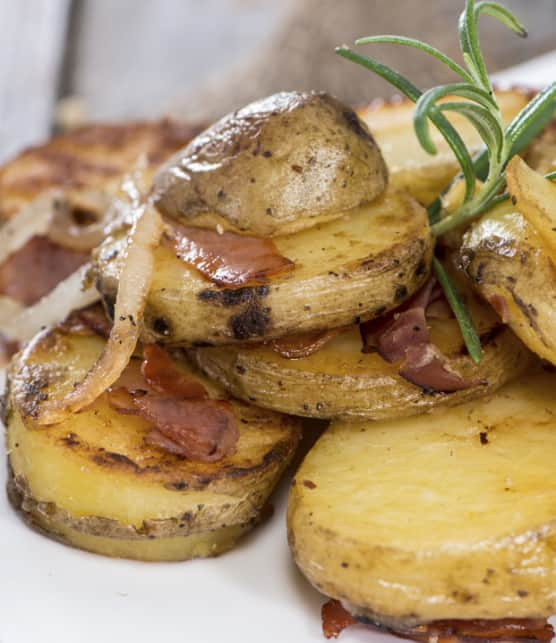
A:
[0,0,71,162]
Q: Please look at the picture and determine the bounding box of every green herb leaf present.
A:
[433,257,483,363]
[506,82,556,151]
[354,35,474,83]
[336,47,477,206]
[438,102,503,163]
[475,1,528,38]
[460,0,491,90]
[335,46,420,100]
[428,83,555,219]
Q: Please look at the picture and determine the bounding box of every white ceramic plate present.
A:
[1,57,555,643]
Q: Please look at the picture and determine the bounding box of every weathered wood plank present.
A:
[0,0,71,162]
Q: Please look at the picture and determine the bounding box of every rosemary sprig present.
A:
[432,258,482,363]
[337,0,556,362]
[431,82,556,221]
[337,0,556,235]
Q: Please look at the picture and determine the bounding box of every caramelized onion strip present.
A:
[47,190,111,251]
[0,265,99,344]
[0,191,61,265]
[34,203,163,425]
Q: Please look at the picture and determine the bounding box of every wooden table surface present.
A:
[1,0,555,163]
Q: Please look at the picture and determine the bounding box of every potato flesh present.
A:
[506,155,556,263]
[10,483,252,562]
[96,188,432,346]
[462,201,556,364]
[288,369,556,623]
[7,329,301,560]
[357,90,530,204]
[8,405,257,526]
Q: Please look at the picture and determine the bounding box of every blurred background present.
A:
[2,0,555,162]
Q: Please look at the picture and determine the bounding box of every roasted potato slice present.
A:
[357,89,531,205]
[506,156,556,261]
[0,120,203,220]
[5,327,301,561]
[95,188,433,346]
[153,91,387,237]
[461,201,556,364]
[191,292,532,421]
[288,367,556,626]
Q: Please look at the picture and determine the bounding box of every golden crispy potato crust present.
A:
[288,369,556,624]
[6,327,301,560]
[0,119,204,220]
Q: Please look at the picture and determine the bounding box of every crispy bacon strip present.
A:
[322,600,357,639]
[143,429,188,456]
[361,277,476,393]
[167,222,294,287]
[398,618,555,643]
[399,343,478,392]
[142,344,207,398]
[136,397,238,462]
[107,347,238,461]
[321,600,554,642]
[59,304,112,338]
[267,328,346,359]
[0,236,88,306]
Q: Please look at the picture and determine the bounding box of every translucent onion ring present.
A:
[0,265,99,344]
[33,202,164,425]
[0,189,111,265]
[46,190,111,252]
[0,191,61,265]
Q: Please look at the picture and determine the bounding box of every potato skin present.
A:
[461,203,556,365]
[152,91,388,237]
[7,469,255,562]
[191,325,532,421]
[288,369,556,625]
[6,327,301,560]
[95,188,433,346]
[190,256,533,421]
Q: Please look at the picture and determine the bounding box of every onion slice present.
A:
[34,202,164,425]
[0,188,111,265]
[47,190,111,251]
[0,265,99,344]
[0,191,62,265]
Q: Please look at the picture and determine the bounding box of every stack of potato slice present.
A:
[4,86,556,638]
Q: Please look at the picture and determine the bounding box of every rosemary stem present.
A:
[433,169,556,233]
[432,257,482,363]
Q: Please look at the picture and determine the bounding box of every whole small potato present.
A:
[153,91,388,236]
